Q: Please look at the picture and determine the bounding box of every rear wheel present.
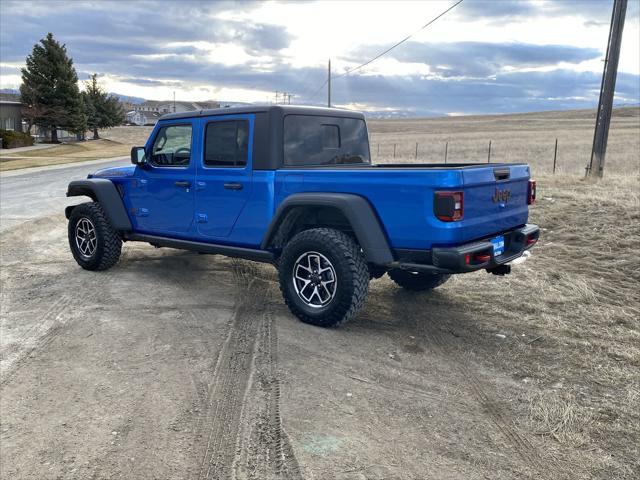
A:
[278,228,369,327]
[388,269,450,291]
[68,202,122,271]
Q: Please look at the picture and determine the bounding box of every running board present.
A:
[125,233,275,263]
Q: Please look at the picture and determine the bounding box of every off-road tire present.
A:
[68,202,122,271]
[278,228,369,327]
[388,269,450,291]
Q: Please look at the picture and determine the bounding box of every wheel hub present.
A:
[292,251,337,308]
[75,217,97,259]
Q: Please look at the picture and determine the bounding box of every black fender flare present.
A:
[261,192,394,265]
[65,179,132,231]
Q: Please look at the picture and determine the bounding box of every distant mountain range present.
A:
[3,88,638,117]
[363,109,441,119]
[109,93,146,104]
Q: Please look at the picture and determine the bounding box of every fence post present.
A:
[393,144,396,158]
[553,138,558,174]
[444,141,448,164]
[487,140,492,163]
[415,142,418,160]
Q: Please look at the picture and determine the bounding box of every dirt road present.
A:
[1,175,638,479]
[0,219,560,480]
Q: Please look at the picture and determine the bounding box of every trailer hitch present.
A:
[486,264,511,276]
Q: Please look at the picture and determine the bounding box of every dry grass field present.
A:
[368,106,640,176]
[1,107,637,175]
[451,172,640,477]
[0,139,127,172]
[367,103,640,476]
[0,127,153,172]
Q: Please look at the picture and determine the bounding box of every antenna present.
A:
[328,59,331,108]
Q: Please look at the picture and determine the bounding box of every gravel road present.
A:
[0,160,562,480]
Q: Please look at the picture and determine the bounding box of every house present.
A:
[125,110,162,126]
[127,100,221,125]
[0,100,23,132]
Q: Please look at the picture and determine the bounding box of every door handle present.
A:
[175,180,191,188]
[224,183,243,190]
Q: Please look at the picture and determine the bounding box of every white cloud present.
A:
[0,74,21,90]
[218,0,639,77]
[1,0,638,113]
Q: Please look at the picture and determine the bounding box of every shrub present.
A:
[0,129,35,149]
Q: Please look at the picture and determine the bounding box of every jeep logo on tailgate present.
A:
[492,187,511,203]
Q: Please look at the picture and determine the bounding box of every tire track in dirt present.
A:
[234,311,302,480]
[428,329,546,473]
[194,258,302,480]
[402,302,549,477]
[0,253,121,387]
[0,294,73,385]
[283,341,469,409]
[194,264,269,480]
[195,308,259,479]
[262,313,302,479]
[187,306,234,475]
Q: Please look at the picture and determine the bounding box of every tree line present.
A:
[19,33,124,143]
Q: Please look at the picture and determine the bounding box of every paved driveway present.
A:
[0,157,127,232]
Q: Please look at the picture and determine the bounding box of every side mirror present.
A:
[131,147,147,166]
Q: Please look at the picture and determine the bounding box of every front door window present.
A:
[150,124,192,167]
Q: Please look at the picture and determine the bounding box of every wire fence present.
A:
[369,137,581,174]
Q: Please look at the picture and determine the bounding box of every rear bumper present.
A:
[387,224,540,274]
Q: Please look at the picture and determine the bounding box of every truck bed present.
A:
[271,163,531,250]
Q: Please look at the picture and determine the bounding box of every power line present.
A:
[307,0,465,101]
[339,0,465,78]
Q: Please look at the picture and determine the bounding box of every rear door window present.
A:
[284,115,370,166]
[204,120,249,168]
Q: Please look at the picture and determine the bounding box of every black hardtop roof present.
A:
[160,104,365,121]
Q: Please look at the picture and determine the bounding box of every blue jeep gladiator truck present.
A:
[66,105,539,327]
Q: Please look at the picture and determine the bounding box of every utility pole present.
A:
[328,58,332,108]
[589,0,627,178]
[173,91,176,113]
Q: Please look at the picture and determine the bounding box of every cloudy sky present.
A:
[1,0,639,116]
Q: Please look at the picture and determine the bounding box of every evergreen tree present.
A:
[82,74,124,139]
[20,33,85,143]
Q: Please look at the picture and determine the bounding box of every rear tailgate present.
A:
[435,164,530,246]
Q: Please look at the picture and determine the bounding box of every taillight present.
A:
[473,253,491,263]
[465,251,491,265]
[434,191,464,222]
[526,232,538,247]
[527,179,536,205]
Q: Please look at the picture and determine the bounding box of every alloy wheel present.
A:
[292,251,338,308]
[75,217,97,259]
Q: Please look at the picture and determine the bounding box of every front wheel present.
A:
[68,202,122,271]
[387,269,450,291]
[278,228,369,327]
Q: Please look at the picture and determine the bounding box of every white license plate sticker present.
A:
[491,236,505,256]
